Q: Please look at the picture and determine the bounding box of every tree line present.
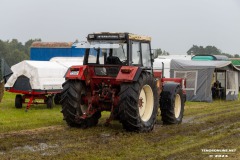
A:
[155,48,170,56]
[0,39,41,66]
[0,38,239,67]
[187,45,239,58]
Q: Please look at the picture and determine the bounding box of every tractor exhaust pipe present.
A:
[162,62,164,78]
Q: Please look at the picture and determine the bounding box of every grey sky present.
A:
[0,0,240,54]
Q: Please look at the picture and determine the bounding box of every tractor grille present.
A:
[94,66,120,77]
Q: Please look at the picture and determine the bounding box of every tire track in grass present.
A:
[0,125,64,139]
[165,126,240,160]
[142,112,240,158]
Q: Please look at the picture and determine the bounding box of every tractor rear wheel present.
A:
[118,72,158,132]
[15,94,23,109]
[61,80,101,128]
[160,83,184,124]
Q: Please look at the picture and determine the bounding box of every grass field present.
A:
[0,92,239,160]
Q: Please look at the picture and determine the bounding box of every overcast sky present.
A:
[0,0,240,55]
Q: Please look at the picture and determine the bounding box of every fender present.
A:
[116,66,142,82]
[65,65,87,80]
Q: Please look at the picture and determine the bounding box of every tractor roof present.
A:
[89,32,151,41]
[128,33,151,41]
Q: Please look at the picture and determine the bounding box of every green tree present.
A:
[0,38,39,66]
[155,48,162,56]
[221,53,233,58]
[205,46,221,55]
[187,45,233,58]
[0,40,8,58]
[154,48,170,56]
[162,50,169,55]
[234,54,240,58]
[24,39,41,56]
[187,45,221,55]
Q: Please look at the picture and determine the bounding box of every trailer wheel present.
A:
[160,83,184,124]
[15,94,23,109]
[118,72,158,132]
[54,93,61,105]
[46,96,53,109]
[61,80,101,128]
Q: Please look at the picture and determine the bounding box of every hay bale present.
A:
[31,42,73,48]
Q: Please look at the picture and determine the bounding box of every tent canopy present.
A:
[171,59,232,70]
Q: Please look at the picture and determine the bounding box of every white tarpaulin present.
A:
[5,57,83,90]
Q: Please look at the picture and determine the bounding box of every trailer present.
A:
[5,57,83,110]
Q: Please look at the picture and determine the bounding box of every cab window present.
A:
[132,42,141,65]
[141,43,151,67]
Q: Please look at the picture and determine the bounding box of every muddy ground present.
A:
[0,100,239,159]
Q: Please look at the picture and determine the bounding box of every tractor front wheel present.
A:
[160,83,184,124]
[61,80,101,128]
[118,72,158,132]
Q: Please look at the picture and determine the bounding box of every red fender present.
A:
[65,65,87,80]
[116,66,140,82]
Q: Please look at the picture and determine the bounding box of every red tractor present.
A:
[61,32,185,132]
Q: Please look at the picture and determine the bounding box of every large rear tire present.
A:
[160,83,184,124]
[61,80,101,128]
[118,72,158,132]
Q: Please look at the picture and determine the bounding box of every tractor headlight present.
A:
[70,70,79,75]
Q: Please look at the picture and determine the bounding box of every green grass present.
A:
[0,92,240,159]
[0,92,64,133]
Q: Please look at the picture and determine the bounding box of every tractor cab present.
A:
[78,33,153,69]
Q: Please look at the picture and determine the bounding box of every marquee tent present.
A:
[170,59,239,102]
